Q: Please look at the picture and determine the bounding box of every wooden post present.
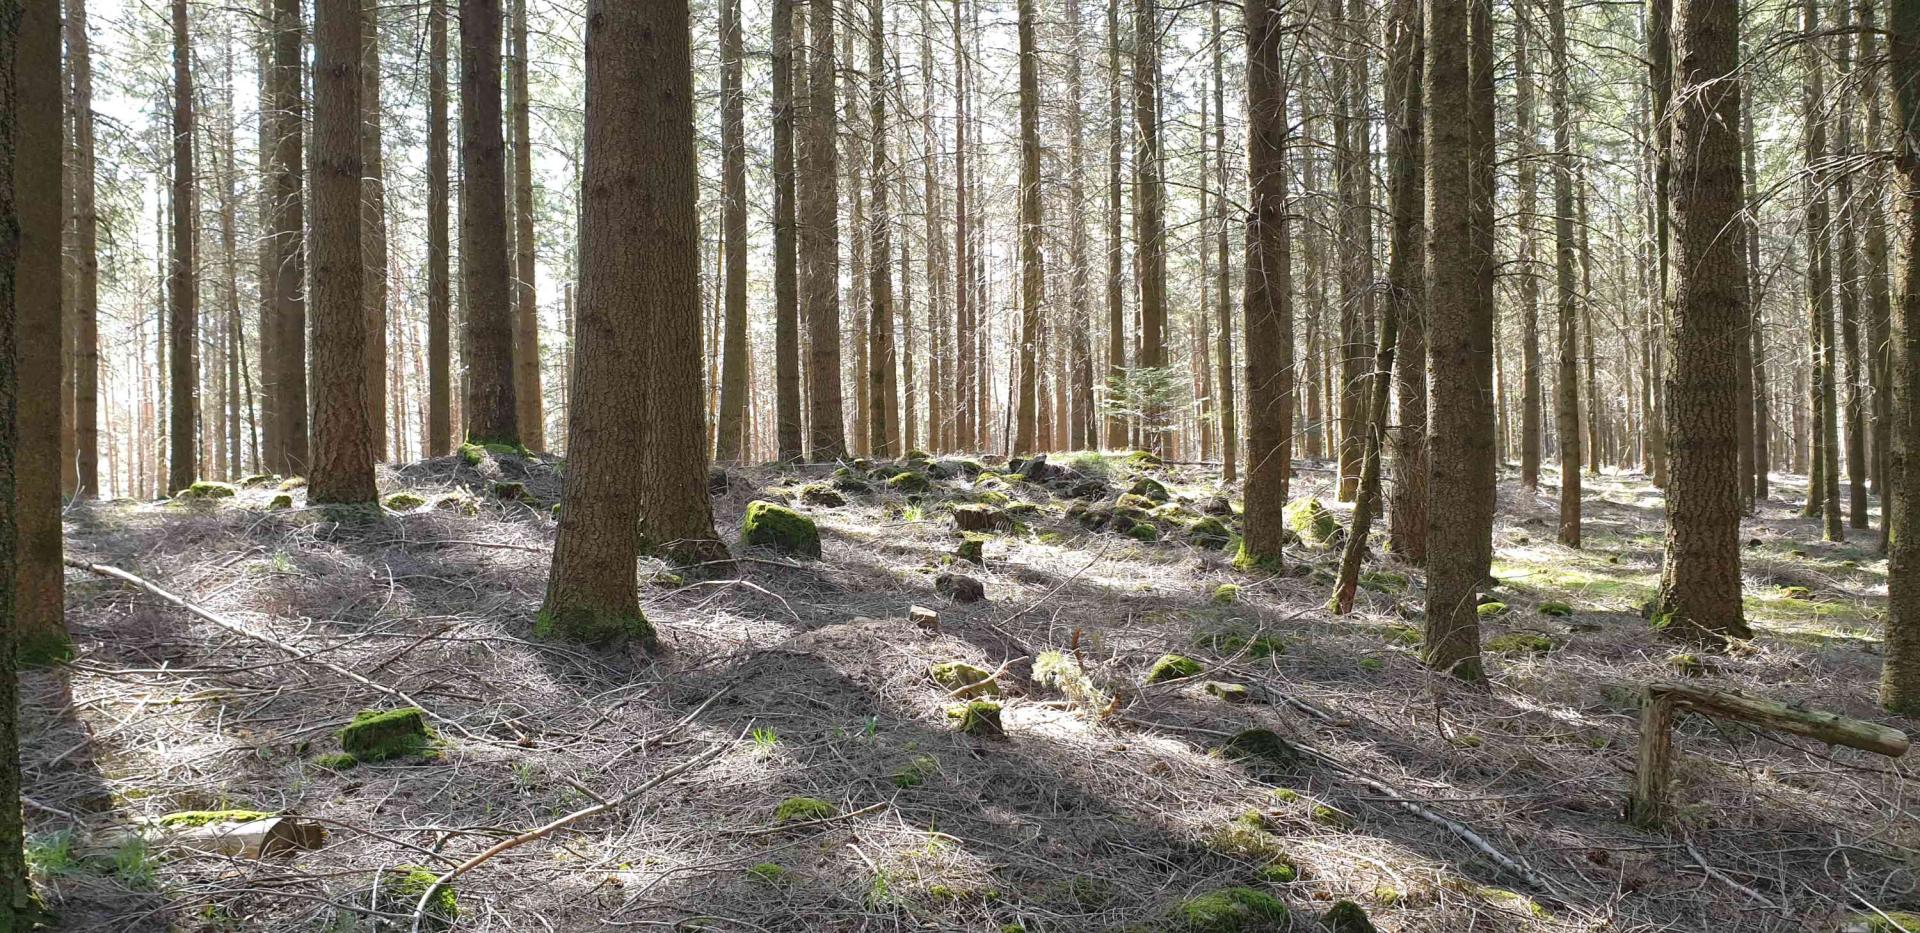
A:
[1627,683,1909,829]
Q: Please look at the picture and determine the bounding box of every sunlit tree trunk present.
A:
[67,0,100,497]
[1516,0,1541,490]
[1387,0,1427,564]
[772,0,803,461]
[1104,0,1127,450]
[1133,0,1166,450]
[363,0,388,461]
[1014,0,1043,454]
[462,0,519,446]
[804,0,846,460]
[310,0,375,505]
[1861,3,1894,550]
[168,0,197,494]
[426,0,451,456]
[1550,0,1579,546]
[715,0,749,463]
[869,0,900,458]
[1881,0,1920,712]
[1239,0,1293,572]
[269,0,308,473]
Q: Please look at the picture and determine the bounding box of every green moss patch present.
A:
[956,534,986,564]
[1359,570,1407,593]
[891,755,938,789]
[381,867,459,930]
[1199,630,1286,659]
[1189,517,1233,549]
[176,481,238,500]
[157,809,274,828]
[1128,477,1172,502]
[1128,523,1160,542]
[1172,886,1289,931]
[1145,654,1203,684]
[748,862,790,884]
[1205,682,1253,703]
[1126,449,1165,468]
[929,661,1000,698]
[1323,900,1378,933]
[773,796,837,823]
[1485,632,1559,655]
[1846,912,1920,932]
[797,483,847,507]
[382,492,428,511]
[1210,584,1242,606]
[1221,729,1301,771]
[1538,600,1574,617]
[888,471,931,494]
[1476,601,1509,619]
[1284,497,1339,544]
[741,500,822,557]
[947,700,1005,737]
[338,707,435,762]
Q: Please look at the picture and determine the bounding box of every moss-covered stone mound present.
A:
[1283,497,1339,544]
[929,661,1000,698]
[338,707,435,763]
[1172,887,1289,932]
[740,500,822,558]
[1145,654,1203,684]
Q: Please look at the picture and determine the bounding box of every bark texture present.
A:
[462,0,519,446]
[309,0,375,505]
[1239,0,1293,571]
[1883,0,1920,713]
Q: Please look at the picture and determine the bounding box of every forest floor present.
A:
[19,448,1917,932]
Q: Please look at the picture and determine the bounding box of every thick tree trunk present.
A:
[1133,0,1166,451]
[1654,0,1750,642]
[269,0,308,474]
[427,0,451,456]
[17,0,66,660]
[1334,0,1374,501]
[1239,0,1293,572]
[0,0,26,914]
[1861,4,1894,551]
[510,0,542,451]
[363,0,388,462]
[1068,0,1095,452]
[1014,0,1043,454]
[309,0,375,505]
[1104,0,1127,450]
[716,0,750,463]
[1835,3,1868,529]
[168,0,197,494]
[869,0,900,459]
[1803,0,1844,539]
[1647,0,1671,489]
[803,0,846,460]
[773,0,803,462]
[1212,0,1237,478]
[1423,0,1488,682]
[462,0,519,446]
[1883,0,1920,713]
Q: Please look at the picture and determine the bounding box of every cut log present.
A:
[1627,682,1909,828]
[167,817,327,858]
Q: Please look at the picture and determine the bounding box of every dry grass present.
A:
[22,452,1918,932]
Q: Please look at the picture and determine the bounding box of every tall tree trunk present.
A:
[714,0,749,463]
[509,0,541,450]
[269,0,308,474]
[1550,0,1579,545]
[1104,0,1127,450]
[1804,0,1844,539]
[1239,0,1293,572]
[1014,0,1043,454]
[1647,0,1671,488]
[918,0,948,453]
[68,0,100,497]
[1744,69,1769,499]
[219,33,242,476]
[868,0,900,458]
[1654,0,1750,641]
[772,0,803,461]
[1881,0,1920,712]
[363,0,388,461]
[462,0,518,446]
[1386,0,1427,565]
[1133,0,1166,451]
[1423,0,1488,682]
[1516,0,1542,490]
[1335,0,1373,501]
[168,0,197,494]
[427,0,451,456]
[803,0,846,460]
[1067,0,1094,452]
[1212,0,1237,478]
[16,0,66,663]
[310,0,374,504]
[1835,0,1868,529]
[546,0,686,646]
[1861,3,1893,550]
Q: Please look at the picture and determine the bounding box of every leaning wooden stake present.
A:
[1627,682,1909,828]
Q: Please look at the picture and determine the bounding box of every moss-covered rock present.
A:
[1171,887,1289,932]
[1256,860,1299,884]
[955,534,986,564]
[1126,449,1165,469]
[947,700,1004,737]
[490,481,528,501]
[277,476,308,491]
[796,482,847,507]
[1485,632,1558,655]
[1538,600,1574,617]
[338,708,434,763]
[929,661,1000,698]
[953,504,1009,532]
[1844,912,1920,932]
[1323,900,1378,933]
[1200,629,1286,659]
[267,493,296,510]
[382,492,428,511]
[1476,601,1510,619]
[1189,517,1233,549]
[1128,477,1172,502]
[773,796,836,823]
[359,866,458,932]
[239,473,279,488]
[887,471,931,494]
[1127,522,1161,543]
[1115,492,1158,511]
[1145,654,1202,684]
[1205,682,1253,703]
[1210,583,1242,606]
[176,481,238,500]
[740,500,822,558]
[1284,497,1339,544]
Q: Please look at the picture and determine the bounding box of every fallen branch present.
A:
[64,558,491,744]
[407,739,732,933]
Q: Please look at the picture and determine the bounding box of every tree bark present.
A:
[1104,0,1127,450]
[269,0,308,474]
[462,0,519,446]
[1423,0,1488,682]
[509,0,542,451]
[869,0,900,459]
[16,0,67,659]
[804,0,846,460]
[1835,0,1868,530]
[1387,0,1427,565]
[2,0,39,912]
[1861,2,1893,551]
[1133,0,1167,450]
[427,0,451,456]
[1516,0,1542,490]
[363,0,388,461]
[1654,0,1751,642]
[1239,0,1293,572]
[1014,0,1043,455]
[1551,0,1579,546]
[168,0,197,494]
[67,0,100,497]
[715,0,750,463]
[1212,0,1237,479]
[309,0,375,505]
[1883,0,1920,713]
[773,0,803,461]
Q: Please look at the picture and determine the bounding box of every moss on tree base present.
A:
[534,606,657,648]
